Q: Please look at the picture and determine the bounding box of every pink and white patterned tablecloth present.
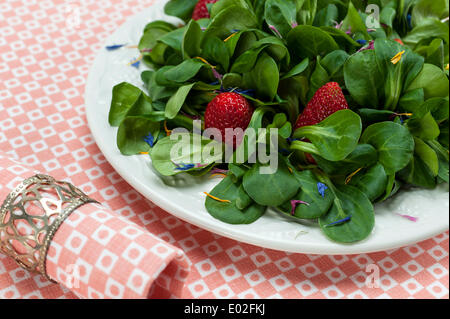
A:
[0,0,448,299]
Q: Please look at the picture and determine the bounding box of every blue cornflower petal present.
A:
[317,182,328,198]
[106,44,127,51]
[175,163,196,171]
[143,132,155,147]
[131,60,141,69]
[325,215,352,227]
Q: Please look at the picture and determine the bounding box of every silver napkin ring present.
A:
[0,174,97,282]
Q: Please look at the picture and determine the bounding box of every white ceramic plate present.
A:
[85,0,449,255]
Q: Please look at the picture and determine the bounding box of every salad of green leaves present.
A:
[108,0,449,244]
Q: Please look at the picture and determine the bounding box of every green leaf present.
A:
[398,155,437,189]
[244,52,280,100]
[242,158,300,207]
[142,71,177,102]
[344,50,384,108]
[320,26,361,50]
[108,82,142,126]
[403,18,449,47]
[320,50,349,81]
[210,0,251,18]
[281,57,309,80]
[125,92,153,117]
[278,169,334,219]
[407,112,440,141]
[349,163,388,202]
[164,0,198,21]
[427,140,449,183]
[358,109,397,125]
[159,27,186,52]
[202,37,230,71]
[117,116,160,155]
[398,88,425,114]
[407,63,449,100]
[308,56,329,98]
[411,0,449,27]
[165,83,196,119]
[229,163,248,182]
[313,144,378,177]
[150,133,223,176]
[314,4,338,27]
[319,184,375,243]
[264,0,297,38]
[164,59,204,83]
[373,39,424,110]
[182,20,203,59]
[360,121,415,175]
[231,44,269,73]
[139,27,171,53]
[414,137,439,177]
[222,73,242,88]
[236,184,253,210]
[297,0,318,25]
[292,110,362,162]
[287,25,339,60]
[205,5,258,39]
[341,1,370,40]
[205,176,266,224]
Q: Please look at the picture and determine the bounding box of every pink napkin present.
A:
[0,151,190,299]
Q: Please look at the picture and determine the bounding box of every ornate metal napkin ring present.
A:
[0,174,97,282]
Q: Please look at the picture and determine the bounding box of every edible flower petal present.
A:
[391,50,405,65]
[268,25,283,38]
[174,163,196,171]
[211,168,228,175]
[204,192,231,203]
[164,121,172,136]
[143,132,155,147]
[345,167,363,184]
[396,213,418,222]
[290,200,310,216]
[317,182,328,198]
[129,55,143,68]
[106,44,127,51]
[325,215,352,227]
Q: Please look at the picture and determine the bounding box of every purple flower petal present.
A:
[396,213,418,222]
[290,200,310,216]
[268,24,283,38]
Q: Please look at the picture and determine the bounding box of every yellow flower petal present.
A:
[164,121,172,136]
[345,167,363,184]
[224,32,238,42]
[194,56,216,69]
[391,50,405,65]
[204,192,231,203]
[209,173,227,178]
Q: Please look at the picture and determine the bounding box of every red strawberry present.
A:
[204,92,254,147]
[294,82,348,129]
[192,0,218,20]
[294,82,348,164]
